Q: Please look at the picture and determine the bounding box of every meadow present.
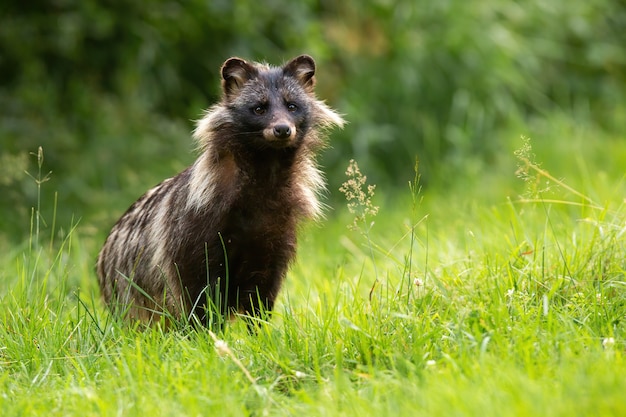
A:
[1,120,624,416]
[2,2,625,415]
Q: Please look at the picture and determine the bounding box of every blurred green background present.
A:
[1,0,625,243]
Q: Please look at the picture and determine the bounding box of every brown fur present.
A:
[96,55,344,326]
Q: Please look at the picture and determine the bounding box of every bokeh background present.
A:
[1,0,625,243]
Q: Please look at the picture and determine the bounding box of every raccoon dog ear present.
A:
[221,57,257,97]
[283,55,316,92]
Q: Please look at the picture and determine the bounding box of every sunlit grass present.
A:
[1,134,625,416]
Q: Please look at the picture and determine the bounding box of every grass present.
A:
[1,132,625,416]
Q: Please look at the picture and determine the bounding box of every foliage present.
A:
[1,0,626,241]
[323,0,626,182]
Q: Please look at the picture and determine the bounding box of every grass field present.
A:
[1,130,625,416]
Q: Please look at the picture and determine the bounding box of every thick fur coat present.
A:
[96,55,344,325]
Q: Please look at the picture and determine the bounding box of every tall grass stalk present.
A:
[24,147,51,251]
[339,159,380,299]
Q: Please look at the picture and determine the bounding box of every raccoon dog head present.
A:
[220,55,320,149]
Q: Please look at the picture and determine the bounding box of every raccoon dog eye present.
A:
[287,103,298,112]
[253,106,266,115]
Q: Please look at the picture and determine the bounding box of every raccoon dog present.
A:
[96,55,344,327]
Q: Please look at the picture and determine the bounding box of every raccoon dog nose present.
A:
[273,125,291,139]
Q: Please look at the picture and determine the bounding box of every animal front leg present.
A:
[238,288,275,330]
[237,271,284,331]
